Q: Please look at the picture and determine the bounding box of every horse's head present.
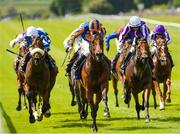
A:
[136,38,150,64]
[89,32,104,62]
[31,37,44,50]
[157,42,168,65]
[30,48,45,66]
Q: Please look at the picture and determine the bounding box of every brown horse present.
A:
[15,44,28,111]
[24,38,58,123]
[151,37,172,110]
[123,38,152,122]
[112,39,132,107]
[73,35,110,132]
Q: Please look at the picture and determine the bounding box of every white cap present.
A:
[26,26,38,37]
[129,16,141,27]
[37,27,45,33]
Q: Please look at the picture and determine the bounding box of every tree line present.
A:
[50,0,180,16]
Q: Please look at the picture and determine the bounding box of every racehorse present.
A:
[151,36,172,110]
[111,39,132,107]
[24,38,58,123]
[123,38,152,122]
[15,44,28,111]
[73,35,110,132]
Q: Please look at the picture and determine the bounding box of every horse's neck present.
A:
[87,55,103,71]
[133,55,147,75]
[30,59,47,73]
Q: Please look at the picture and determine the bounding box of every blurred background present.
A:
[0,0,180,20]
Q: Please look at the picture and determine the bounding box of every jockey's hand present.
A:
[9,39,16,48]
[66,46,72,53]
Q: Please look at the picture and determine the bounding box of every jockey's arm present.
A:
[165,30,171,45]
[141,24,150,43]
[118,25,130,44]
[105,32,117,48]
[9,33,24,48]
[69,27,85,47]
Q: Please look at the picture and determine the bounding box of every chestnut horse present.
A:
[151,37,172,110]
[15,44,28,111]
[73,35,110,132]
[24,38,58,123]
[112,39,132,107]
[123,38,152,122]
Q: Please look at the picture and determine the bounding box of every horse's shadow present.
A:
[51,111,78,116]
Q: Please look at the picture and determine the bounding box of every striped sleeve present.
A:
[118,25,130,43]
[69,27,85,46]
[141,24,150,42]
[165,30,171,45]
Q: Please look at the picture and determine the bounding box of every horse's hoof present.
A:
[104,112,111,118]
[92,125,98,132]
[44,110,51,118]
[16,105,21,111]
[116,103,119,107]
[145,118,150,123]
[71,101,76,106]
[29,116,35,123]
[23,105,28,109]
[166,98,171,103]
[37,114,43,121]
[159,101,165,110]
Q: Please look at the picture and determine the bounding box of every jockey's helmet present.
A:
[37,27,45,33]
[26,26,38,38]
[89,19,101,34]
[153,24,165,34]
[129,16,141,28]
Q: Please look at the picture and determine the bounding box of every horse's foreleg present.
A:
[132,93,140,119]
[16,86,23,111]
[112,77,119,107]
[68,78,76,106]
[152,81,157,109]
[144,88,150,123]
[87,90,97,132]
[165,78,171,103]
[26,91,36,123]
[102,84,110,118]
[154,81,164,110]
[23,90,28,109]
[42,91,51,118]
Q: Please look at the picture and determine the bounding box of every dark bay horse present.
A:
[73,35,110,132]
[123,38,152,122]
[24,38,58,123]
[112,39,132,107]
[151,37,172,110]
[15,44,28,111]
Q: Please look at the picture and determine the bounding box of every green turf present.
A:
[0,17,180,133]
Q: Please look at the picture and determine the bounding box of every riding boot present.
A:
[148,57,154,70]
[103,54,111,80]
[168,52,174,68]
[111,52,120,74]
[121,52,133,75]
[73,54,86,80]
[65,52,79,76]
[21,52,31,73]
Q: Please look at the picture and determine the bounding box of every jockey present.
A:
[64,23,84,76]
[105,27,124,73]
[66,19,110,80]
[151,24,174,68]
[119,16,151,75]
[9,26,53,73]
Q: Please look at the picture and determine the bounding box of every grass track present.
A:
[0,16,180,133]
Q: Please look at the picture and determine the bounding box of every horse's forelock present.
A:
[30,48,44,56]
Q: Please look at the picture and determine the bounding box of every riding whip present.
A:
[19,13,25,32]
[6,49,23,58]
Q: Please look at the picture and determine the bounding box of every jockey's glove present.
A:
[9,39,16,48]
